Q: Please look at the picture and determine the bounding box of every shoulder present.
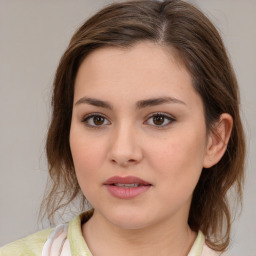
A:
[190,231,229,256]
[0,228,53,256]
[202,244,230,256]
[202,244,219,256]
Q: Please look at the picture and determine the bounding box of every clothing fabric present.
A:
[0,210,219,256]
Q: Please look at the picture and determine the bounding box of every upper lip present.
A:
[104,176,151,186]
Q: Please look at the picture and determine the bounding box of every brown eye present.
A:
[82,114,110,128]
[93,116,105,125]
[145,113,175,128]
[153,115,165,125]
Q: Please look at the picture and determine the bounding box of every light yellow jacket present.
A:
[0,211,219,256]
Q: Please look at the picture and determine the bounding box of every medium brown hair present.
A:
[41,0,245,252]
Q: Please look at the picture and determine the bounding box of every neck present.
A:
[82,210,196,256]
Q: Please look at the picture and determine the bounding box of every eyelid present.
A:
[81,112,111,128]
[144,112,176,128]
[80,111,175,129]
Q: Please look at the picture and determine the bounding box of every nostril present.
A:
[111,158,137,166]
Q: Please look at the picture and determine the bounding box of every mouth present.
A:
[104,176,152,199]
[113,183,145,188]
[104,175,151,185]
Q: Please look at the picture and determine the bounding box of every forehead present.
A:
[73,41,199,108]
[77,42,186,77]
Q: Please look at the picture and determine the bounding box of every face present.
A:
[70,42,211,230]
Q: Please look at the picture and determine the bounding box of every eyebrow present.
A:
[75,97,113,109]
[136,97,186,108]
[74,96,186,109]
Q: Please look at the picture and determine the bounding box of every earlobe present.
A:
[203,113,233,168]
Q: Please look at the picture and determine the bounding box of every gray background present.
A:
[0,1,255,255]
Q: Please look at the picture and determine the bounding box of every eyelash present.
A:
[145,112,175,128]
[82,113,110,129]
[81,112,175,129]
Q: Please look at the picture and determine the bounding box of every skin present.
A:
[69,41,232,256]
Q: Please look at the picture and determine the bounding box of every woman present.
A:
[0,0,245,255]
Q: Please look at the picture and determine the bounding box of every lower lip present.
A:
[105,185,151,199]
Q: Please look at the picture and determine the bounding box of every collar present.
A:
[68,210,205,256]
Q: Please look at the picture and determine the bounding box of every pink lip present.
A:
[104,176,152,199]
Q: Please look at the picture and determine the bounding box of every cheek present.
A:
[146,129,206,186]
[69,127,106,184]
[71,140,95,170]
[69,134,107,204]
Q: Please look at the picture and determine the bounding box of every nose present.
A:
[108,123,143,167]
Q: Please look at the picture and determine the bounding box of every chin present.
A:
[103,208,153,230]
[111,218,151,230]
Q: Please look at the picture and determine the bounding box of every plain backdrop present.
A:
[0,1,255,255]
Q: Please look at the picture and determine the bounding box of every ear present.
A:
[203,113,233,168]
